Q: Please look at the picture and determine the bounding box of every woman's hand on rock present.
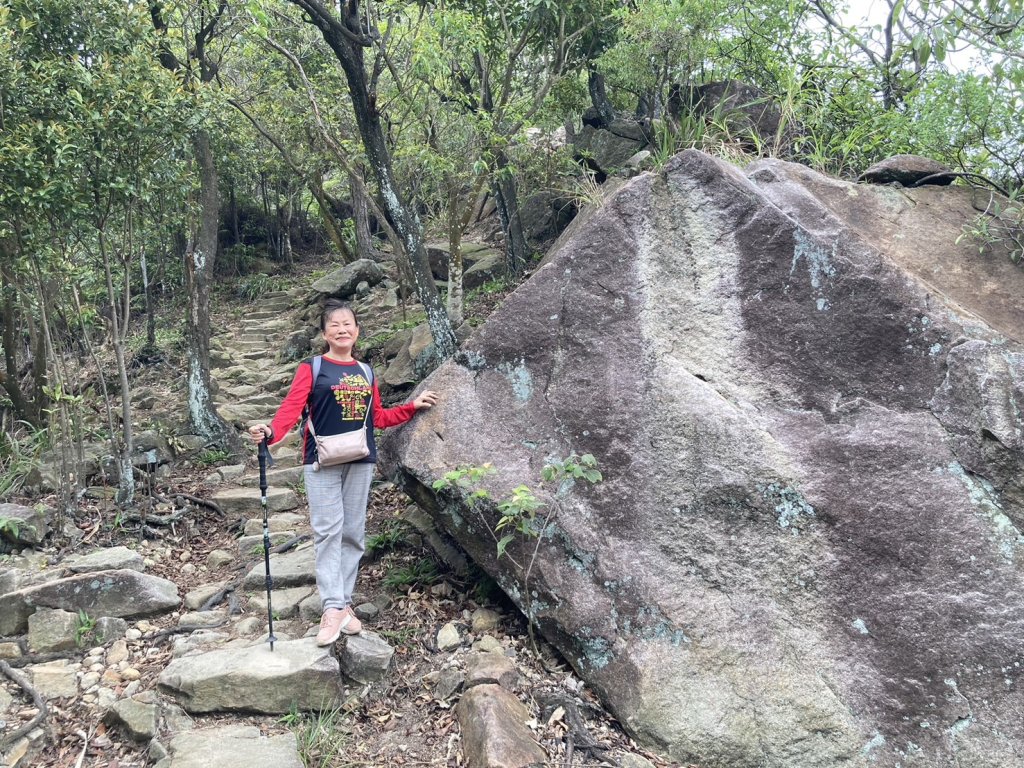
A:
[412,391,439,410]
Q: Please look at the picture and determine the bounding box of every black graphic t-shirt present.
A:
[268,356,417,465]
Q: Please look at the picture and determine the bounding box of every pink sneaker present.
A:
[316,608,346,646]
[339,606,362,635]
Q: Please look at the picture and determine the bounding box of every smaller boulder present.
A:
[105,697,159,742]
[457,684,546,768]
[859,154,956,186]
[311,259,385,299]
[339,631,395,683]
[27,608,80,653]
[0,502,51,547]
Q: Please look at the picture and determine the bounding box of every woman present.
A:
[248,298,438,645]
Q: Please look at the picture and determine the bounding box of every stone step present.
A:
[269,444,300,467]
[211,487,299,516]
[236,531,297,556]
[246,585,315,619]
[159,725,303,768]
[236,465,304,488]
[215,384,261,401]
[236,393,283,408]
[158,639,342,715]
[218,404,267,426]
[244,544,315,589]
[243,512,306,536]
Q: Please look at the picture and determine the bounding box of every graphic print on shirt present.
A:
[331,373,371,420]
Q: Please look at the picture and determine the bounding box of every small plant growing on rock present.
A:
[958,187,1024,266]
[75,610,96,646]
[433,453,603,650]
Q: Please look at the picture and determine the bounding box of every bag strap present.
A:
[306,357,373,439]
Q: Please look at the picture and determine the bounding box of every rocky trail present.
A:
[0,279,673,768]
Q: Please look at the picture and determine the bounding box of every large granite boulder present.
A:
[381,150,1024,767]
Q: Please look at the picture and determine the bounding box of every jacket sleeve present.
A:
[371,379,417,428]
[268,361,313,446]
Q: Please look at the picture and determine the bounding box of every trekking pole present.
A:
[258,436,276,651]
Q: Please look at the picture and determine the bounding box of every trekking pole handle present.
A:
[258,437,269,497]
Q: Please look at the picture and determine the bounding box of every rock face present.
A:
[382,150,1024,767]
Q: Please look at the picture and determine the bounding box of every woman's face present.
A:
[323,307,359,354]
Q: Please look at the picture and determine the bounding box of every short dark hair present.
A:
[320,299,359,331]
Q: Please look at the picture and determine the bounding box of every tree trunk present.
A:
[588,68,615,127]
[141,247,155,348]
[310,175,355,262]
[229,179,240,246]
[491,150,530,279]
[188,130,241,454]
[282,190,294,266]
[350,169,379,260]
[297,1,456,360]
[446,187,464,327]
[98,228,135,505]
[0,254,35,426]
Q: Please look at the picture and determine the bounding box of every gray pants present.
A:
[304,462,375,611]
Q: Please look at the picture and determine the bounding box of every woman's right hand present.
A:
[248,424,272,444]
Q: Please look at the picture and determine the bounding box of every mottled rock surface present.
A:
[383,150,1024,767]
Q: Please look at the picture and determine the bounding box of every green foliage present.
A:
[236,273,287,301]
[0,423,48,500]
[195,448,232,466]
[433,453,602,560]
[495,486,544,558]
[382,557,441,591]
[279,701,350,768]
[958,188,1024,264]
[365,518,409,558]
[75,609,96,646]
[0,516,23,540]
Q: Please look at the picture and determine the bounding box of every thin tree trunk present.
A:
[282,190,294,266]
[188,130,241,455]
[587,67,615,127]
[491,150,529,278]
[141,247,155,348]
[350,169,379,260]
[446,186,464,327]
[98,228,135,505]
[230,179,240,245]
[0,249,34,425]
